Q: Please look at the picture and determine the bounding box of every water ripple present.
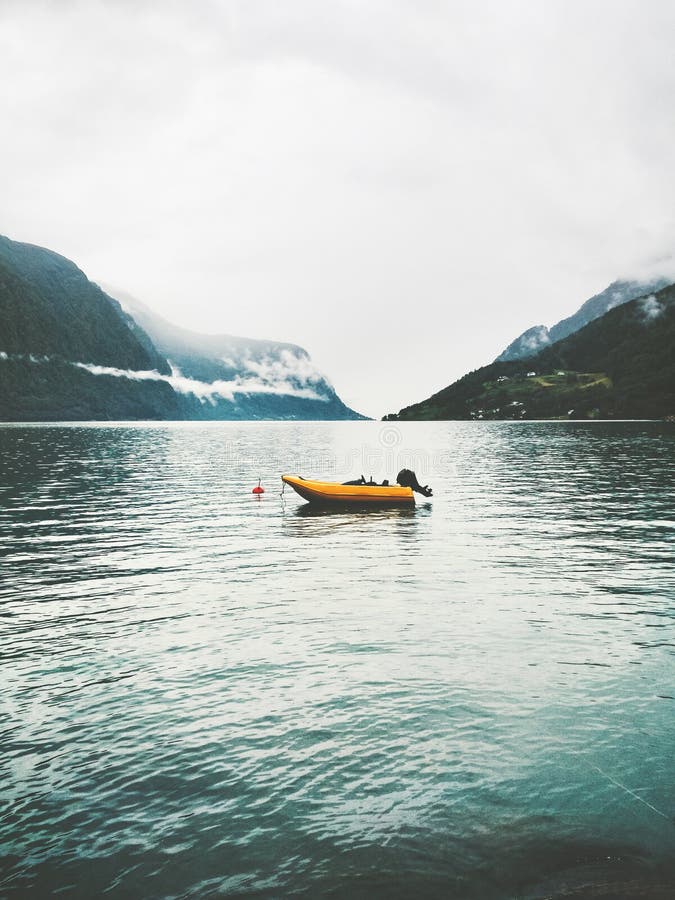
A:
[0,421,674,898]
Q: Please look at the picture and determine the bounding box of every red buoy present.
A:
[252,478,264,495]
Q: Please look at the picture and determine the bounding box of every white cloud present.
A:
[522,330,550,352]
[637,294,665,322]
[0,351,326,401]
[74,361,327,402]
[240,348,328,387]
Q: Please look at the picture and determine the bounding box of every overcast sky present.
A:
[2,0,675,417]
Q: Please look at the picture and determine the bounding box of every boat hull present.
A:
[281,475,415,506]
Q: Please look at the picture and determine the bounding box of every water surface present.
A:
[1,421,674,897]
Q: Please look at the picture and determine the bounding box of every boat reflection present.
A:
[290,501,431,518]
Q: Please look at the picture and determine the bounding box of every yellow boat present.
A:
[281,475,415,506]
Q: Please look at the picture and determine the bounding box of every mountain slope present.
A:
[0,236,180,420]
[0,235,363,421]
[387,283,675,421]
[496,278,670,362]
[0,235,169,373]
[104,288,364,420]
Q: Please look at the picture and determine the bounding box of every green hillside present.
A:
[0,356,179,422]
[495,277,669,361]
[0,236,180,421]
[387,284,675,421]
[0,236,169,372]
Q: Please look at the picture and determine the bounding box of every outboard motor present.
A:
[396,469,433,497]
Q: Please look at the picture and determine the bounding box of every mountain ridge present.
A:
[0,235,170,374]
[103,286,362,420]
[387,282,675,421]
[496,277,670,362]
[0,235,364,421]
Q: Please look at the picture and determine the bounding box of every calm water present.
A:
[1,421,674,899]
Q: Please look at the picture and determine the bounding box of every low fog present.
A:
[1,350,329,403]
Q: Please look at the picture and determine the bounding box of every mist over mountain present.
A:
[0,235,363,421]
[104,287,361,421]
[496,278,670,362]
[387,282,675,421]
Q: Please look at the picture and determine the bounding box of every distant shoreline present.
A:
[0,418,670,427]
